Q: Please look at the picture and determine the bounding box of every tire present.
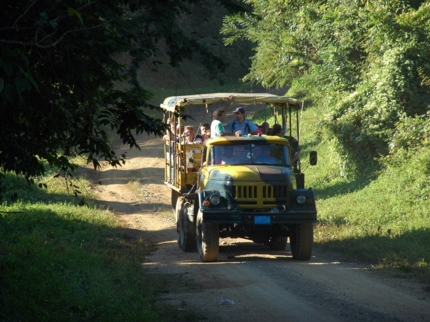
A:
[178,205,196,252]
[269,236,287,250]
[196,210,219,262]
[289,223,313,260]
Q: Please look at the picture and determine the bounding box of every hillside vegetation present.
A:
[251,103,430,285]
[226,0,430,284]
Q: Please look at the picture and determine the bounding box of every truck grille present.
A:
[233,184,288,208]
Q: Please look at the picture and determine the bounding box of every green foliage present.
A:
[0,171,190,321]
[0,0,246,180]
[294,104,430,284]
[387,114,430,157]
[222,0,430,174]
[251,98,430,283]
[314,146,430,283]
[0,204,163,321]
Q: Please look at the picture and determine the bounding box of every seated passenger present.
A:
[177,124,184,137]
[260,121,270,134]
[182,126,202,144]
[200,123,211,142]
[181,126,202,173]
[163,118,177,141]
[271,124,299,163]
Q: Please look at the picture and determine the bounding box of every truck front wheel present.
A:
[289,223,313,260]
[196,210,219,262]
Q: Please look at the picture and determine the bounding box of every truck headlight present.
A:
[210,195,220,206]
[296,195,306,205]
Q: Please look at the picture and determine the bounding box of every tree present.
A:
[222,0,430,174]
[0,0,247,180]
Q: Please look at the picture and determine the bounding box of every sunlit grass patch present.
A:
[313,151,430,283]
[0,172,190,321]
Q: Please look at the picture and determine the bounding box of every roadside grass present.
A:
[0,171,196,321]
[252,103,430,285]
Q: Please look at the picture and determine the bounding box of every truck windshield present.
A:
[209,143,290,166]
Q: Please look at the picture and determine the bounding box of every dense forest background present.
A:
[221,0,430,178]
[3,0,429,179]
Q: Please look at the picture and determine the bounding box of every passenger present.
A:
[271,124,283,137]
[163,118,177,141]
[225,107,262,136]
[182,126,202,173]
[260,121,270,134]
[200,123,211,142]
[181,126,202,144]
[210,95,235,138]
[271,124,299,163]
[176,124,184,137]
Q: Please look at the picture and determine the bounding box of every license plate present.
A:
[255,216,270,225]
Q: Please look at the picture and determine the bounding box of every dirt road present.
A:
[88,109,429,322]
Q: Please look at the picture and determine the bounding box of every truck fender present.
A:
[291,189,317,210]
[196,189,220,210]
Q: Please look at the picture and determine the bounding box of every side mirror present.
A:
[310,151,317,165]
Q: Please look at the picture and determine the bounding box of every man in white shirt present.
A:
[225,107,262,136]
[210,95,235,138]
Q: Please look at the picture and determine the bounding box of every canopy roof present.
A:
[160,93,301,112]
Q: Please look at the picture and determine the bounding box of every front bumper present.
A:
[201,209,317,225]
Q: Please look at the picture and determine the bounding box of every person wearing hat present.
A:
[210,95,235,138]
[225,107,262,136]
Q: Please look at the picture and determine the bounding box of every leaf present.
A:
[67,7,83,24]
[49,20,58,29]
[14,77,30,94]
[3,63,13,77]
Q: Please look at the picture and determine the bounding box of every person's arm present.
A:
[249,121,263,135]
[222,95,235,114]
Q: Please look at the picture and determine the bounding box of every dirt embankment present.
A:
[87,107,429,322]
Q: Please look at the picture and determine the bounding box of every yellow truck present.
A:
[161,93,317,262]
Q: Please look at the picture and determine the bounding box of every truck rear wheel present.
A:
[269,236,287,250]
[196,210,219,262]
[178,205,196,252]
[289,223,313,260]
